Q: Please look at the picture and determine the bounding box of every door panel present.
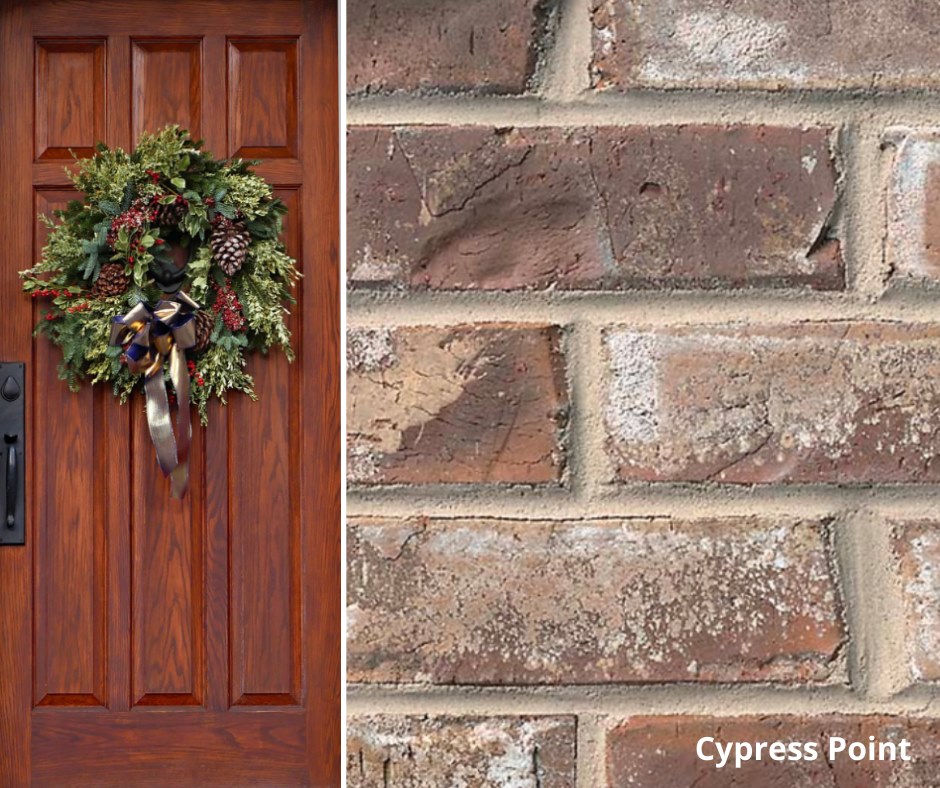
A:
[132,39,203,142]
[35,38,107,160]
[32,188,108,709]
[230,184,303,707]
[0,1,339,785]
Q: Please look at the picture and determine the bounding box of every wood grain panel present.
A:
[35,39,106,160]
[227,38,297,158]
[229,187,301,706]
[131,407,205,706]
[33,710,306,787]
[32,190,107,708]
[1,8,33,782]
[29,2,305,36]
[132,38,203,143]
[2,3,338,782]
[301,5,342,780]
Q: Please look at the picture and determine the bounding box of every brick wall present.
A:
[346,1,940,784]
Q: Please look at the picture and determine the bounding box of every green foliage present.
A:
[187,245,213,303]
[19,125,298,420]
[189,344,256,423]
[234,240,300,358]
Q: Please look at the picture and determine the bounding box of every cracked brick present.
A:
[346,0,558,95]
[604,323,940,484]
[346,325,568,485]
[892,520,940,683]
[347,125,842,291]
[885,129,940,287]
[347,516,844,685]
[346,715,576,788]
[591,0,940,91]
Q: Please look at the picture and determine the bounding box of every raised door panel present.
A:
[31,189,108,708]
[35,39,107,160]
[227,37,298,159]
[132,38,203,143]
[131,410,206,706]
[229,187,302,706]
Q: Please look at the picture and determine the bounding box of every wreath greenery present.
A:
[20,125,299,423]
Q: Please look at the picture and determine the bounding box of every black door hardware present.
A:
[0,363,25,545]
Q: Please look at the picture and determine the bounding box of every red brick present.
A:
[592,1,940,91]
[347,517,843,684]
[347,126,842,291]
[347,715,576,788]
[346,0,556,95]
[606,716,940,787]
[604,323,940,484]
[893,521,940,682]
[885,129,940,286]
[346,325,568,485]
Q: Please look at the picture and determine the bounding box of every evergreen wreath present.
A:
[20,125,299,424]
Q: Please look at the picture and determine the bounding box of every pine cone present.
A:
[92,262,130,297]
[155,198,187,227]
[191,310,214,353]
[210,217,250,276]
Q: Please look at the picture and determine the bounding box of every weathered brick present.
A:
[347,715,576,788]
[893,521,940,682]
[591,0,940,91]
[346,0,555,95]
[347,517,843,684]
[885,129,940,286]
[606,716,940,787]
[347,126,842,291]
[346,325,568,485]
[604,323,940,484]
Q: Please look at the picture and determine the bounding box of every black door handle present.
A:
[0,362,25,544]
[5,435,16,529]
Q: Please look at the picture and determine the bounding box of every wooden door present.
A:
[0,1,339,785]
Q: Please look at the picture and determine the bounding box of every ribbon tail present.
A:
[167,346,191,499]
[169,464,188,500]
[143,371,179,481]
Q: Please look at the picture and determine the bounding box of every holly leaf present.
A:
[171,177,186,191]
[215,202,236,220]
[159,194,178,205]
[246,219,275,239]
[191,271,208,296]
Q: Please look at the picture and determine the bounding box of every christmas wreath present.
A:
[20,126,299,497]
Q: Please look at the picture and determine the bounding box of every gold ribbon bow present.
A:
[110,292,199,499]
